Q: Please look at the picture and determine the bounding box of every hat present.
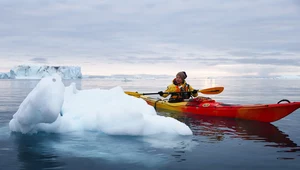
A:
[176,71,187,80]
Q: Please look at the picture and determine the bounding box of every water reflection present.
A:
[10,131,195,169]
[159,111,300,159]
[187,115,297,147]
[189,115,300,160]
[10,133,64,170]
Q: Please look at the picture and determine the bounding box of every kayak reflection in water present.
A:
[158,71,198,103]
[163,112,299,150]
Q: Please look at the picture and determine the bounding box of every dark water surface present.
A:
[0,78,300,170]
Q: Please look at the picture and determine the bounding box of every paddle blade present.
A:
[124,91,141,98]
[199,87,224,94]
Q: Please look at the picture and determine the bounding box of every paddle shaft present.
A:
[141,91,196,95]
[125,87,224,97]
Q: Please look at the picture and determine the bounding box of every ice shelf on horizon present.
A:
[0,65,82,79]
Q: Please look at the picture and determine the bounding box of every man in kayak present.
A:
[158,71,198,102]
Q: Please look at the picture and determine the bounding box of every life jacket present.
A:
[169,79,191,103]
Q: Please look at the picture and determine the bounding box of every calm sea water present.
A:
[0,78,300,170]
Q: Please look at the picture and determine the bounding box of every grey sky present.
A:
[0,0,299,77]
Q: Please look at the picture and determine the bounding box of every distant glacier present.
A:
[0,65,82,79]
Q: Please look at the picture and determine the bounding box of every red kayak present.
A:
[139,96,300,122]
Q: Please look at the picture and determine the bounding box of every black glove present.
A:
[158,91,164,96]
[192,89,198,94]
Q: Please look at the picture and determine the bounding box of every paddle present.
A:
[125,86,224,98]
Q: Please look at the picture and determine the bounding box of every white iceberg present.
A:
[0,73,10,79]
[0,65,82,79]
[9,74,192,136]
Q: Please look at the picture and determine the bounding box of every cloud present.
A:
[0,0,299,76]
[29,57,48,64]
[235,58,300,66]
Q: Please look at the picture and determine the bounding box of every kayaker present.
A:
[158,71,198,102]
